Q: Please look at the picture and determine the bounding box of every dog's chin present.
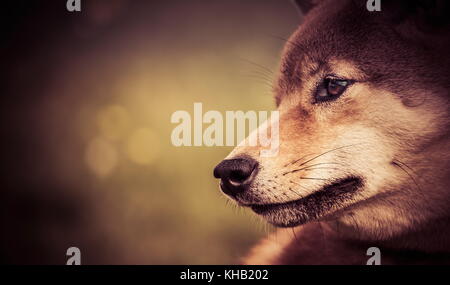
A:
[247,177,363,227]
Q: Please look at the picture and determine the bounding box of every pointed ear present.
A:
[291,0,317,15]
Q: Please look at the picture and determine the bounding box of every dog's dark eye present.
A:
[315,78,350,103]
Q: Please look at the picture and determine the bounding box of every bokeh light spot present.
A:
[85,137,118,177]
[126,128,159,165]
[96,104,131,141]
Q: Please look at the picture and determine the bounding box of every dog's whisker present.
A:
[245,69,273,79]
[291,228,300,243]
[299,177,329,181]
[242,72,273,84]
[287,180,310,193]
[282,162,343,176]
[242,72,272,81]
[302,167,343,172]
[268,34,306,53]
[286,185,304,198]
[283,153,317,168]
[394,159,416,174]
[238,57,274,75]
[392,160,422,192]
[297,144,365,168]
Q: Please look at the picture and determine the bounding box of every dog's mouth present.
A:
[248,176,363,227]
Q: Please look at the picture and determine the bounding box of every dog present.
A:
[213,0,450,264]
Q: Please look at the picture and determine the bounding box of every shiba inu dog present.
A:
[214,0,450,264]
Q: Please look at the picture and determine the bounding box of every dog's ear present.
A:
[383,0,450,32]
[291,0,317,15]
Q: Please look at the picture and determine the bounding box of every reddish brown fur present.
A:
[218,0,450,264]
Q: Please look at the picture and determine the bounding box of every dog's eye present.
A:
[315,78,350,103]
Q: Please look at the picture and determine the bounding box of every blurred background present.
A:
[1,0,300,264]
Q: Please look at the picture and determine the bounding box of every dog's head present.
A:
[214,0,450,241]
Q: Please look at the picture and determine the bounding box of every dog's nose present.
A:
[213,157,258,197]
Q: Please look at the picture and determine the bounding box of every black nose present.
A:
[213,157,258,197]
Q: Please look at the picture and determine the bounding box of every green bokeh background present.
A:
[4,0,301,264]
